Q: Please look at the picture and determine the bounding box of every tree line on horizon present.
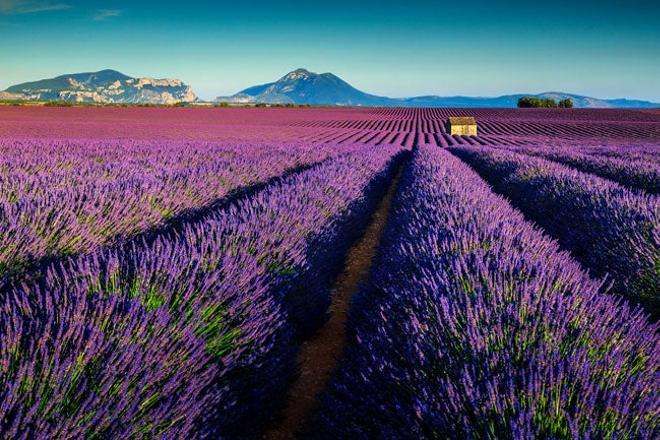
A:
[518,96,574,108]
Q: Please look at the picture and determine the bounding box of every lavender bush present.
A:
[0,267,217,438]
[0,139,361,280]
[0,144,404,437]
[312,146,659,439]
[450,145,659,315]
[501,144,660,194]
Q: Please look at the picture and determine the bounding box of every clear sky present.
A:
[1,0,658,101]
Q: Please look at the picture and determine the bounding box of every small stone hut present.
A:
[445,117,478,136]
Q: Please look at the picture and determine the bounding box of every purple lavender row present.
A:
[579,143,660,163]
[312,146,659,439]
[0,139,362,279]
[450,145,659,315]
[499,144,660,194]
[0,144,404,438]
[0,267,217,439]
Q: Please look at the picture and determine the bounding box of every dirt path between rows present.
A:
[263,163,405,439]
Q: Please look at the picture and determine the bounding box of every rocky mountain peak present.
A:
[3,70,197,104]
[281,68,314,81]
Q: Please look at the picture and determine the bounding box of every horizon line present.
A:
[3,67,659,104]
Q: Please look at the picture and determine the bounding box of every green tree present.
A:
[558,98,574,108]
[518,96,559,108]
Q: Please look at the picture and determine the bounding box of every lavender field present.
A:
[0,106,658,439]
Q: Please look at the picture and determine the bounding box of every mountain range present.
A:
[1,68,657,108]
[216,69,659,109]
[0,70,197,104]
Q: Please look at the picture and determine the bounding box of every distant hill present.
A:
[1,69,197,104]
[216,68,660,109]
[216,68,388,106]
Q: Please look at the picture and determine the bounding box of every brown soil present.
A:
[263,164,405,440]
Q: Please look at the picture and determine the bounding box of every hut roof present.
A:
[447,117,477,125]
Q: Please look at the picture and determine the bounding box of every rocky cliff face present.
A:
[3,70,197,104]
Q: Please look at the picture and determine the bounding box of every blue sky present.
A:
[1,0,658,101]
